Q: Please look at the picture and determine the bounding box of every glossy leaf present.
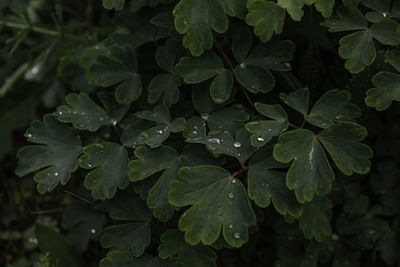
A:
[280,87,310,115]
[16,115,82,194]
[168,166,257,247]
[273,129,334,203]
[245,103,288,147]
[54,93,114,132]
[365,72,400,111]
[79,142,130,200]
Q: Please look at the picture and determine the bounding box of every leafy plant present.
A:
[1,0,400,266]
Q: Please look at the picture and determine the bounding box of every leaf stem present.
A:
[215,44,255,108]
[0,20,85,41]
[289,122,299,129]
[231,166,248,178]
[0,62,30,97]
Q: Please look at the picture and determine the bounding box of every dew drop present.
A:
[251,85,255,89]
[82,112,85,115]
[268,129,272,132]
[229,224,233,229]
[58,111,63,115]
[54,172,59,177]
[28,237,38,244]
[88,163,92,168]
[157,130,163,134]
[208,138,220,144]
[201,113,209,120]
[90,229,96,234]
[99,117,104,121]
[26,133,32,138]
[228,193,234,199]
[284,62,291,67]
[234,232,240,239]
[73,111,77,114]
[231,179,237,184]
[112,120,117,126]
[331,233,339,241]
[335,114,343,119]
[31,65,39,74]
[382,11,391,18]
[192,130,198,135]
[257,137,265,142]
[233,141,241,148]
[240,63,246,69]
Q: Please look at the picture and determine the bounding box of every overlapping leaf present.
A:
[78,142,130,200]
[248,146,302,216]
[299,196,332,241]
[129,145,215,221]
[135,105,186,148]
[245,103,289,147]
[148,39,181,107]
[168,166,257,247]
[159,229,217,267]
[366,49,400,110]
[90,45,142,104]
[53,93,115,132]
[101,190,152,257]
[16,115,82,194]
[100,252,177,267]
[274,123,372,202]
[173,0,246,56]
[175,51,232,103]
[321,5,400,73]
[232,28,295,93]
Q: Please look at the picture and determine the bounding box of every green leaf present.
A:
[207,104,250,135]
[183,116,207,138]
[247,146,302,216]
[245,103,288,147]
[104,189,152,221]
[366,72,400,111]
[155,39,180,74]
[147,73,181,107]
[102,0,125,10]
[100,223,151,256]
[321,6,367,32]
[218,0,247,18]
[175,52,223,84]
[136,105,186,148]
[209,69,233,103]
[233,40,295,93]
[273,129,334,203]
[173,0,228,56]
[120,115,153,148]
[318,123,373,175]
[168,166,257,247]
[280,87,310,115]
[78,142,129,200]
[313,0,335,18]
[338,30,375,74]
[61,202,106,252]
[385,49,400,72]
[16,115,82,194]
[54,93,114,132]
[246,1,285,42]
[299,196,332,241]
[305,89,361,128]
[35,224,82,267]
[129,145,180,221]
[129,145,179,182]
[369,20,400,45]
[232,27,253,63]
[159,229,217,267]
[100,252,177,267]
[186,128,257,162]
[101,190,152,256]
[277,0,305,21]
[90,46,142,104]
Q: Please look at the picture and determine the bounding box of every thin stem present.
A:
[64,190,93,205]
[0,62,30,97]
[31,208,66,215]
[231,167,248,178]
[216,44,255,108]
[0,21,85,41]
[300,119,306,128]
[289,122,299,129]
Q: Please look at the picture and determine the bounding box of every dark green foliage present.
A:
[1,0,400,266]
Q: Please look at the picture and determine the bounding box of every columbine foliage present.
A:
[2,0,399,265]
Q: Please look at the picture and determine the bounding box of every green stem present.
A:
[0,20,85,41]
[0,62,30,97]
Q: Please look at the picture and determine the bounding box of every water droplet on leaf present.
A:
[240,63,246,69]
[234,232,240,239]
[228,193,234,198]
[257,137,264,142]
[233,142,241,148]
[201,113,209,120]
